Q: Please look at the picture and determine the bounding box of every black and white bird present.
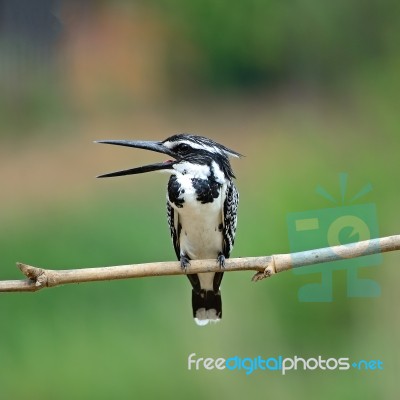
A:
[96,134,240,325]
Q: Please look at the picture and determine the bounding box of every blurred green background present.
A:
[1,0,399,398]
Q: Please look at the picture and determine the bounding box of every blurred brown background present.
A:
[0,1,399,399]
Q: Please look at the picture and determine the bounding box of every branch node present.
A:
[35,271,48,287]
[251,256,276,282]
[17,263,48,287]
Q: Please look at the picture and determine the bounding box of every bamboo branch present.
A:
[1,235,399,293]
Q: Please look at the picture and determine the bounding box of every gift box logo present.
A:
[287,173,381,302]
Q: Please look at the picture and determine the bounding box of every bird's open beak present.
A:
[95,139,178,178]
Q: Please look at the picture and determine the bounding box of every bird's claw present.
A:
[217,253,226,269]
[180,255,191,271]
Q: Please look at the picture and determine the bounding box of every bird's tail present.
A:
[192,289,222,326]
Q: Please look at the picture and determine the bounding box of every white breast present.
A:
[170,174,227,290]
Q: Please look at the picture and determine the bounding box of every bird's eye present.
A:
[175,143,191,153]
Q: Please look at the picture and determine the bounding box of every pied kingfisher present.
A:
[96,134,240,325]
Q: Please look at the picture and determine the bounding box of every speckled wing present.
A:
[222,182,239,258]
[167,201,180,260]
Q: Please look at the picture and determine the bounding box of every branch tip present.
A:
[17,262,47,287]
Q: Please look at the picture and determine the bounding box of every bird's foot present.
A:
[217,253,226,268]
[180,254,191,271]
